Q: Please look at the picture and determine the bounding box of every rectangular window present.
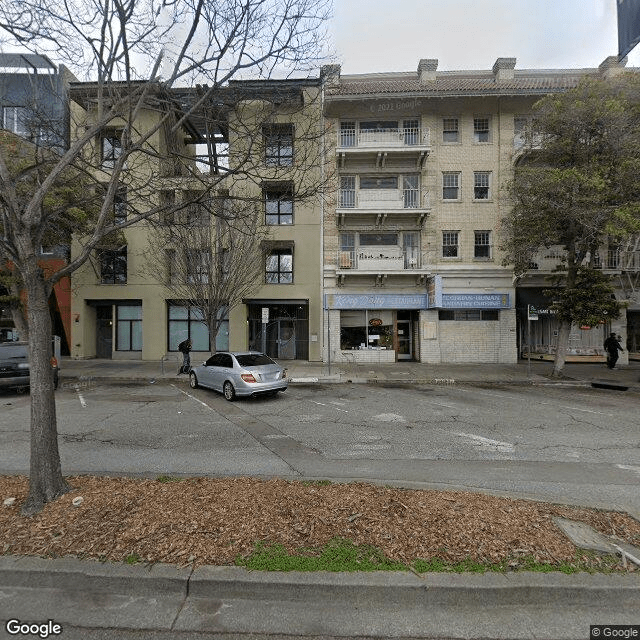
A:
[359,233,398,246]
[264,187,293,225]
[266,248,293,283]
[474,117,490,143]
[473,172,491,200]
[439,310,499,321]
[442,117,459,143]
[442,173,460,200]
[340,121,356,147]
[168,303,213,351]
[403,119,419,145]
[442,231,459,258]
[474,230,492,258]
[403,175,419,208]
[159,189,176,224]
[100,246,127,284]
[339,176,356,208]
[182,190,208,226]
[114,188,127,224]
[514,117,527,149]
[186,249,210,284]
[102,131,122,169]
[264,124,294,166]
[359,176,399,190]
[116,305,142,351]
[3,106,30,137]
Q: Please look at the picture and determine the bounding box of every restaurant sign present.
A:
[325,293,429,310]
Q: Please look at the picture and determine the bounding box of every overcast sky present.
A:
[329,0,640,74]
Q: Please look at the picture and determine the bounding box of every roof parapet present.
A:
[492,57,516,81]
[599,55,628,78]
[418,59,438,84]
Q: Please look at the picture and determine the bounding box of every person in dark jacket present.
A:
[177,338,192,374]
[603,332,623,369]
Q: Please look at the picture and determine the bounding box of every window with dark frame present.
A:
[473,172,490,200]
[116,304,142,351]
[167,303,212,352]
[264,186,294,225]
[102,131,122,169]
[113,187,127,224]
[442,231,459,258]
[264,124,294,166]
[474,230,492,258]
[266,248,293,283]
[439,309,499,321]
[100,246,127,284]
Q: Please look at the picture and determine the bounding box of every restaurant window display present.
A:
[340,310,394,350]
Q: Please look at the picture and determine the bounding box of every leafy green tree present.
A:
[501,74,640,376]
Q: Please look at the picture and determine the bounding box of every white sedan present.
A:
[189,351,288,401]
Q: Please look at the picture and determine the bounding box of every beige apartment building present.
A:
[67,58,640,365]
[321,57,640,365]
[68,77,325,363]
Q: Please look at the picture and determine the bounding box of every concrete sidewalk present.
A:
[1,555,639,639]
[58,355,640,390]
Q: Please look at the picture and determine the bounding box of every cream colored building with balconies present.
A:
[321,57,640,364]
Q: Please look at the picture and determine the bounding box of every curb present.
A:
[2,555,639,607]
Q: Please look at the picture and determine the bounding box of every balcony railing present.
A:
[337,248,425,271]
[338,128,431,149]
[338,188,430,210]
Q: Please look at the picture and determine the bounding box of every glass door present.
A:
[396,311,412,360]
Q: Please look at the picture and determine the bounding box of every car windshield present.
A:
[235,354,276,367]
[0,345,28,359]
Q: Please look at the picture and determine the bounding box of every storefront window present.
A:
[340,310,394,350]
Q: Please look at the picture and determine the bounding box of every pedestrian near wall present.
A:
[603,332,624,369]
[178,338,192,374]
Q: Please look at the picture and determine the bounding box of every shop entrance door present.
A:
[277,319,296,360]
[397,319,412,360]
[95,305,113,359]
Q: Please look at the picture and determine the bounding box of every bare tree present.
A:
[0,0,331,514]
[143,196,268,353]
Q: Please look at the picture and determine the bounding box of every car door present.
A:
[218,353,235,389]
[201,354,223,390]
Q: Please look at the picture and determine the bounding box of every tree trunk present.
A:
[21,261,69,516]
[551,319,572,377]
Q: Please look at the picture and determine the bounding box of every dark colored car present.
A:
[189,351,288,401]
[0,341,60,391]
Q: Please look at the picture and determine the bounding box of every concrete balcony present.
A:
[336,128,431,169]
[335,248,429,285]
[336,189,431,227]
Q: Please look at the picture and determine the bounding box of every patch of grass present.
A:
[235,538,625,574]
[236,537,408,572]
[124,553,141,565]
[156,475,183,483]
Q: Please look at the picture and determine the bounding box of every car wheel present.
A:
[189,372,199,389]
[223,381,236,401]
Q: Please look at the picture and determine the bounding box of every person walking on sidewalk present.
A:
[177,338,192,374]
[603,332,624,369]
